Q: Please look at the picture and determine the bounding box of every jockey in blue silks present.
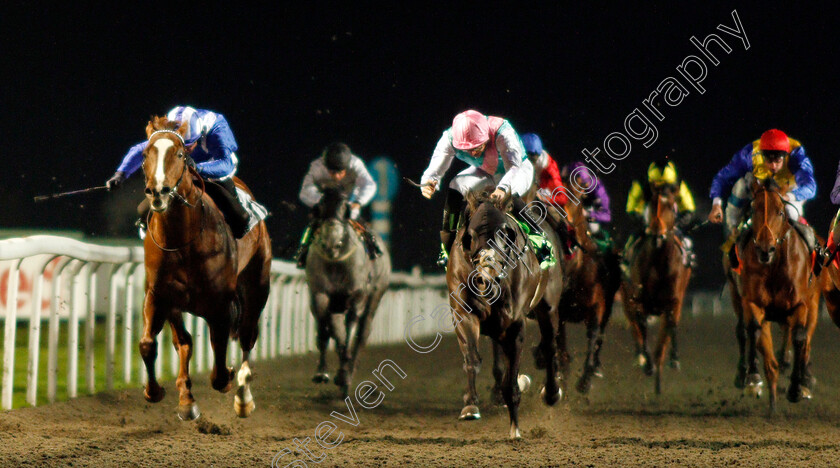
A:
[106,106,252,238]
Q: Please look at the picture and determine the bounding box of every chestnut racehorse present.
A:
[820,209,840,329]
[621,184,691,394]
[727,178,818,414]
[556,182,621,395]
[139,117,271,420]
[448,192,564,439]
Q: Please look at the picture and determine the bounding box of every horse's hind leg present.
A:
[139,293,168,404]
[730,277,747,388]
[500,321,525,439]
[455,312,482,421]
[169,313,199,421]
[207,305,235,394]
[348,290,385,374]
[576,313,600,395]
[630,315,653,376]
[776,324,792,372]
[787,305,813,403]
[234,256,270,418]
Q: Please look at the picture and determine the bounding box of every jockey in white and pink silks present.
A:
[418,110,540,266]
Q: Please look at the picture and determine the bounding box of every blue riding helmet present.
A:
[521,133,543,155]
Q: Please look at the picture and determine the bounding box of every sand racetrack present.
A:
[3,313,840,467]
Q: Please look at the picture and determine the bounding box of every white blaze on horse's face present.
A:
[152,138,175,192]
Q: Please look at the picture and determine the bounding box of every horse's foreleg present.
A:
[593,292,616,376]
[776,324,792,372]
[169,313,199,421]
[139,293,168,404]
[787,306,812,403]
[331,312,350,397]
[734,312,747,388]
[207,305,234,394]
[635,316,654,376]
[491,340,506,406]
[555,321,570,389]
[757,321,778,414]
[653,315,675,395]
[501,321,524,439]
[455,312,482,421]
[311,293,331,384]
[349,292,383,374]
[743,302,769,407]
[536,305,561,404]
[576,314,599,395]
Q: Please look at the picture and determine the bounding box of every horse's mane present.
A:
[320,185,348,202]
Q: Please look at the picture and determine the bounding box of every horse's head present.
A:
[313,186,352,260]
[141,116,193,212]
[750,177,789,264]
[462,191,516,288]
[647,184,678,247]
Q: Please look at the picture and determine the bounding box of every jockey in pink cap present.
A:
[419,110,542,266]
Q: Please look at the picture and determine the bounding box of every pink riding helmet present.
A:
[452,110,490,150]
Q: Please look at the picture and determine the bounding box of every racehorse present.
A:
[727,178,818,413]
[621,183,691,395]
[448,191,564,439]
[305,186,391,398]
[820,209,840,329]
[139,117,272,420]
[556,183,621,395]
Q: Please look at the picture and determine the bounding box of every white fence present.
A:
[0,236,447,410]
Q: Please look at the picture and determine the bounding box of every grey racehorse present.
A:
[305,186,391,397]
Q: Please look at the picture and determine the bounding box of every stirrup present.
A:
[436,244,449,268]
[135,218,147,240]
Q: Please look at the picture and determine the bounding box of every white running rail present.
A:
[0,235,447,410]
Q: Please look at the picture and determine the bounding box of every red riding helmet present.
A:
[451,110,490,150]
[759,129,791,153]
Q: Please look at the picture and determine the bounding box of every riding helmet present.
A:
[323,142,352,171]
[521,133,544,156]
[759,129,791,153]
[451,110,490,150]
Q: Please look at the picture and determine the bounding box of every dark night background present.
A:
[1,3,837,290]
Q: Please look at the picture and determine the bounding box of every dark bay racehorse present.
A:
[305,186,391,397]
[820,210,840,329]
[727,178,818,413]
[557,182,621,395]
[448,192,564,439]
[622,184,691,394]
[139,117,272,420]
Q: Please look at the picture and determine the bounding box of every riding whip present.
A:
[34,186,109,203]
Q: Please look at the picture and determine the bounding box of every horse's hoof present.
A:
[643,361,654,377]
[312,372,330,384]
[509,423,522,439]
[234,397,256,418]
[575,376,592,395]
[144,385,165,403]
[212,366,236,393]
[786,385,812,403]
[669,359,681,371]
[518,374,532,393]
[177,403,200,421]
[592,367,604,379]
[540,385,562,406]
[636,353,647,368]
[334,369,349,388]
[744,374,763,398]
[459,405,481,420]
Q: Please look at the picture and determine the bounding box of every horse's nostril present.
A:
[161,186,172,195]
[144,188,153,196]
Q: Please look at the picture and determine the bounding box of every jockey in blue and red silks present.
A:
[106,106,252,238]
[418,110,548,267]
[707,128,818,267]
[562,161,612,244]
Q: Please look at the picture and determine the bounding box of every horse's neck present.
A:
[153,187,206,242]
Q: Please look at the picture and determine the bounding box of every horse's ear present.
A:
[145,121,155,138]
[176,120,189,138]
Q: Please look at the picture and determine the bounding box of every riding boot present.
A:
[136,199,150,239]
[791,221,821,276]
[437,189,464,267]
[206,179,251,238]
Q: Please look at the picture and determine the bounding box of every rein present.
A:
[312,218,360,262]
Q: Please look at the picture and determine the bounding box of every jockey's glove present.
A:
[106,171,126,191]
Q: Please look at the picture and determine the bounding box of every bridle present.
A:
[752,186,789,248]
[144,130,207,252]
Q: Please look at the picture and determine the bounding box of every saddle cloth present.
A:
[235,186,269,234]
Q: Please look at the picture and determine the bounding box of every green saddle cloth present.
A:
[510,217,557,270]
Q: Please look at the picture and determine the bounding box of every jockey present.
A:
[106,106,251,238]
[295,142,381,267]
[420,110,543,267]
[707,129,818,265]
[521,132,574,255]
[625,160,697,266]
[561,161,612,244]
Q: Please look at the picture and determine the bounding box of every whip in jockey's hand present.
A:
[421,180,437,199]
[708,204,723,224]
[106,171,125,191]
[489,187,508,208]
